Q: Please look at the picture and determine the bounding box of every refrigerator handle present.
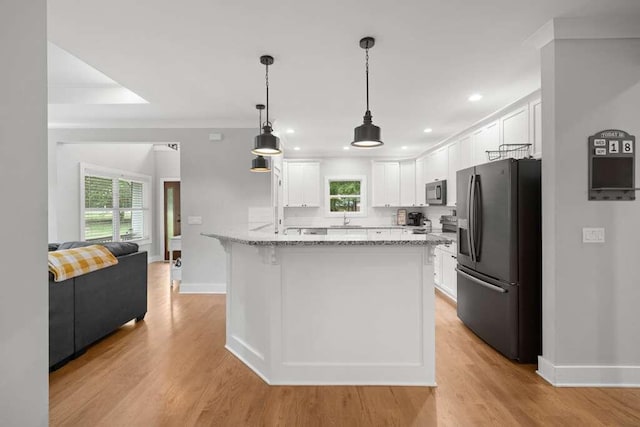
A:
[467,174,475,262]
[456,268,507,293]
[473,175,482,261]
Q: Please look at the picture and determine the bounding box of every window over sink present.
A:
[325,176,367,217]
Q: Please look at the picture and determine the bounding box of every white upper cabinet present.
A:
[284,161,320,207]
[447,142,459,207]
[372,161,400,207]
[473,121,500,165]
[415,157,426,206]
[458,135,473,170]
[400,160,416,207]
[429,148,449,182]
[501,104,530,147]
[530,98,542,158]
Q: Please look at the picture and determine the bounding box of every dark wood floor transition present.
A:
[49,263,640,426]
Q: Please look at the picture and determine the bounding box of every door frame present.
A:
[159,177,180,262]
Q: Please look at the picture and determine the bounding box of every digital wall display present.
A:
[588,130,636,201]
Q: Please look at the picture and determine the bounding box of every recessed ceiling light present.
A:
[423,128,433,133]
[401,146,408,150]
[343,146,350,150]
[286,129,295,134]
[468,93,483,102]
[293,147,301,151]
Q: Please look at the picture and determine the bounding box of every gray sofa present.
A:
[49,242,148,370]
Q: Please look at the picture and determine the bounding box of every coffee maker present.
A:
[407,212,423,226]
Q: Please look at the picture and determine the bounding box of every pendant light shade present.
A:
[251,104,272,172]
[252,125,280,155]
[253,55,281,156]
[352,37,383,148]
[353,111,382,148]
[250,155,270,172]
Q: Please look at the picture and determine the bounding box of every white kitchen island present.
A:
[202,229,450,386]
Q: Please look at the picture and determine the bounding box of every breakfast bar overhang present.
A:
[203,230,450,386]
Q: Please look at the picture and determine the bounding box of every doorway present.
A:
[164,181,181,260]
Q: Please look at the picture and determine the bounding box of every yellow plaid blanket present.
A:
[48,245,119,282]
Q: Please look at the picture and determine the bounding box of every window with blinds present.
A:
[81,164,151,244]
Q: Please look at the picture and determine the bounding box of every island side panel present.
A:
[271,245,436,385]
[225,242,280,382]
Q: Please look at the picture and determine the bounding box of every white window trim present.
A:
[80,162,153,245]
[324,175,367,218]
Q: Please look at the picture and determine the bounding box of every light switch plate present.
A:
[187,216,203,225]
[583,227,605,243]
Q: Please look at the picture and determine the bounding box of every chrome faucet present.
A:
[343,212,351,226]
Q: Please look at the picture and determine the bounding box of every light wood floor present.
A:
[50,263,640,426]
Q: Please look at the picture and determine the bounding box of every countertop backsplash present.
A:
[283,206,429,228]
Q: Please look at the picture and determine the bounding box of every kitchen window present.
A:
[80,163,152,244]
[325,176,367,217]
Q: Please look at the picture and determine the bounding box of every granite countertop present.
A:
[201,229,452,246]
[428,231,457,242]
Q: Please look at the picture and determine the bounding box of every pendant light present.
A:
[252,55,281,156]
[352,37,383,148]
[251,104,271,172]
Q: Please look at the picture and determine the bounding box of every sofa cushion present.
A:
[57,241,139,257]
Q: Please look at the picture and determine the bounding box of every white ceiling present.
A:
[48,42,148,105]
[47,0,640,156]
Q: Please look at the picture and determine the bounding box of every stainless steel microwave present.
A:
[426,180,447,205]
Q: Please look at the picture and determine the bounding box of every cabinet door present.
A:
[400,160,416,206]
[459,135,473,170]
[442,253,458,299]
[501,105,529,147]
[415,158,426,206]
[433,247,443,286]
[385,162,400,207]
[432,148,449,182]
[372,162,386,207]
[302,162,320,207]
[473,121,499,165]
[447,142,459,207]
[286,162,305,207]
[530,99,542,158]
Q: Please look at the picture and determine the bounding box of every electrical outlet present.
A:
[582,227,605,243]
[187,216,203,225]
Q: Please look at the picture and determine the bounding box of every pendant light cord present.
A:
[365,46,370,112]
[265,63,270,126]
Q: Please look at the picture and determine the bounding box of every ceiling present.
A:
[47,0,640,157]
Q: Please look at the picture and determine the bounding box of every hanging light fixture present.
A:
[252,55,281,156]
[251,104,271,172]
[352,37,383,148]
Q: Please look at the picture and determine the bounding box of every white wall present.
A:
[283,158,424,227]
[53,142,157,255]
[540,38,640,385]
[46,128,270,293]
[180,129,271,292]
[0,1,49,425]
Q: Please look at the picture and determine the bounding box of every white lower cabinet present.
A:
[367,229,390,238]
[434,243,457,301]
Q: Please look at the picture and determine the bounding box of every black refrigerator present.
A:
[456,158,541,363]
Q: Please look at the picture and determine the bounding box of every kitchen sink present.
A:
[329,225,363,228]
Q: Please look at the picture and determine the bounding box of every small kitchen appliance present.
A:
[426,180,447,205]
[407,212,423,226]
[440,213,457,233]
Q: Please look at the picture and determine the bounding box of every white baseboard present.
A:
[179,282,226,294]
[148,255,163,264]
[537,356,640,387]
